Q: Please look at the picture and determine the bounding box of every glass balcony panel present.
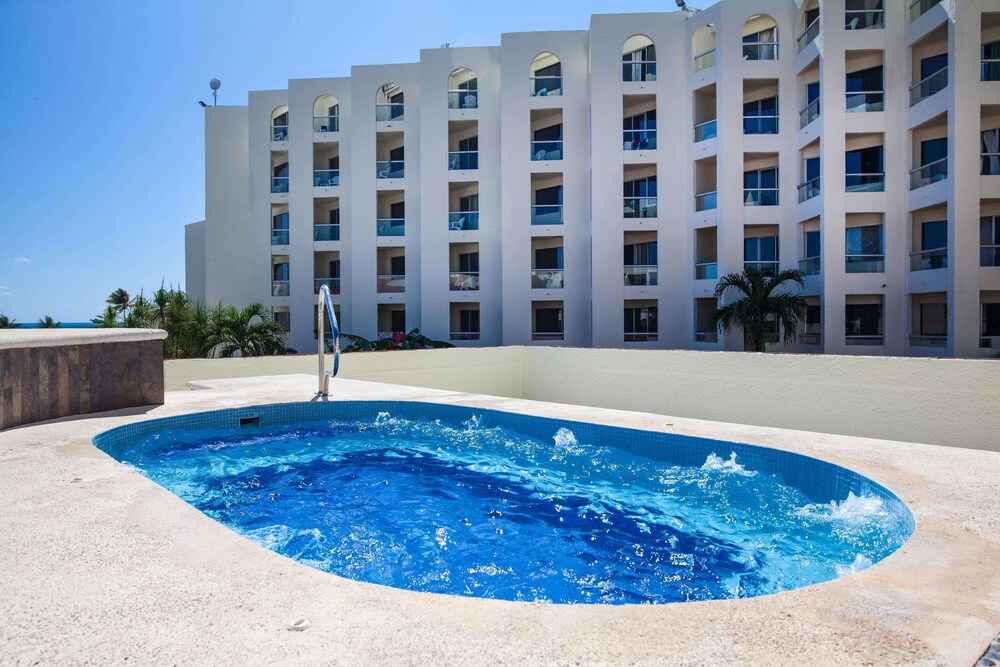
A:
[981,153,1000,176]
[909,0,941,21]
[313,278,341,295]
[909,67,948,106]
[450,331,481,341]
[845,255,885,273]
[983,60,1000,82]
[448,90,479,109]
[742,42,779,61]
[797,19,820,52]
[624,332,658,342]
[846,335,884,345]
[271,281,290,297]
[530,76,562,96]
[695,331,719,343]
[448,211,479,231]
[312,116,339,133]
[695,191,717,211]
[376,161,405,179]
[909,334,947,347]
[375,103,404,121]
[271,125,288,141]
[909,248,948,271]
[376,219,405,237]
[798,257,821,276]
[744,189,779,206]
[693,48,716,72]
[694,120,717,142]
[846,92,885,112]
[623,197,657,219]
[313,170,340,187]
[982,245,1000,267]
[271,177,289,194]
[448,151,479,170]
[846,173,886,192]
[845,9,884,30]
[623,61,656,82]
[909,157,948,190]
[743,116,779,135]
[624,265,658,286]
[449,272,480,290]
[313,224,340,242]
[531,205,563,225]
[271,230,289,245]
[798,178,821,202]
[530,269,564,289]
[799,99,820,128]
[623,131,657,150]
[530,141,563,161]
[532,332,564,341]
[695,262,718,280]
[745,261,779,278]
[376,275,405,293]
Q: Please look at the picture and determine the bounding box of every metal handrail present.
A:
[909,67,948,106]
[693,48,716,72]
[983,59,1000,81]
[799,97,820,128]
[317,284,340,396]
[909,157,948,189]
[845,9,884,30]
[694,119,717,142]
[845,91,885,111]
[797,177,821,202]
[909,0,941,21]
[797,18,820,52]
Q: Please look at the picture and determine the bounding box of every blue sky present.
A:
[0,0,710,323]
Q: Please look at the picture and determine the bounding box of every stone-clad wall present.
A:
[0,331,165,431]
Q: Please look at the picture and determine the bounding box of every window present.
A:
[329,208,340,225]
[534,124,562,142]
[805,305,821,334]
[535,308,563,333]
[845,146,884,191]
[743,96,778,134]
[982,128,1000,175]
[846,65,884,111]
[982,216,1000,267]
[390,309,406,332]
[272,212,288,230]
[624,242,657,267]
[272,262,289,281]
[921,137,947,166]
[922,220,946,251]
[458,252,479,273]
[745,236,779,276]
[743,26,778,60]
[983,303,1000,337]
[390,255,405,276]
[920,303,947,336]
[273,310,291,332]
[744,168,778,205]
[920,53,948,80]
[846,225,884,272]
[846,303,882,337]
[535,247,563,270]
[534,186,561,206]
[624,177,657,218]
[623,44,656,81]
[273,162,289,178]
[623,110,656,150]
[845,0,884,30]
[458,77,477,92]
[271,212,289,245]
[983,40,1000,81]
[804,230,820,259]
[624,307,657,341]
[460,308,480,334]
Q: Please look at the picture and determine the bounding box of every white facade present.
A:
[186,0,1000,357]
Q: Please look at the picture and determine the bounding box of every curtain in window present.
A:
[846,225,882,256]
[982,129,1000,175]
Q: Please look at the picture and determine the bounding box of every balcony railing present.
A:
[743,115,779,135]
[983,59,1000,82]
[313,169,340,187]
[695,331,719,343]
[448,151,479,170]
[745,261,779,277]
[909,334,947,348]
[742,42,779,61]
[625,331,658,342]
[846,9,884,30]
[909,67,948,106]
[846,255,885,273]
[271,177,289,193]
[375,103,404,122]
[271,280,290,297]
[530,269,564,289]
[623,131,657,150]
[982,153,1000,176]
[909,157,947,190]
[532,331,564,341]
[695,191,717,212]
[313,116,339,133]
[376,274,405,293]
[450,331,481,341]
[910,247,947,271]
[530,141,563,161]
[695,262,718,280]
[694,120,717,142]
[271,125,288,141]
[846,91,884,112]
[744,188,779,206]
[448,90,479,109]
[693,48,716,72]
[624,197,657,218]
[376,160,405,179]
[623,60,657,82]
[376,218,405,237]
[313,224,340,242]
[982,245,1000,267]
[448,211,479,231]
[271,230,289,245]
[909,0,941,21]
[798,177,820,202]
[449,272,480,290]
[798,257,821,276]
[798,332,821,345]
[314,278,341,294]
[846,335,884,346]
[799,98,820,128]
[531,205,563,225]
[797,19,820,52]
[624,265,658,286]
[530,76,562,97]
[846,173,885,192]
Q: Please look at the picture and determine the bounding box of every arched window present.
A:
[692,24,717,71]
[448,68,478,109]
[623,35,656,82]
[313,95,340,133]
[376,83,404,121]
[743,15,779,61]
[271,105,289,141]
[530,52,562,96]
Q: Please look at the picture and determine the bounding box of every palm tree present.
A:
[123,294,157,328]
[0,314,20,329]
[37,315,60,328]
[106,288,132,319]
[208,302,288,357]
[91,306,118,328]
[711,267,807,352]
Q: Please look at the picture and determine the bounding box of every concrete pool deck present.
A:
[0,374,998,666]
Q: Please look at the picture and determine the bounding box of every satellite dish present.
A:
[210,78,221,91]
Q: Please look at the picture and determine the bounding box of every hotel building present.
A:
[185,0,1000,357]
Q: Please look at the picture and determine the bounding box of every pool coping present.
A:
[1,373,998,665]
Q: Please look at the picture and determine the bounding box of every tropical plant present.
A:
[37,315,60,328]
[711,267,807,352]
[208,302,289,357]
[106,288,132,318]
[91,306,118,328]
[0,314,20,329]
[340,329,455,353]
[123,294,158,329]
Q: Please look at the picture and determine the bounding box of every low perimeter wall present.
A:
[165,347,1000,452]
[0,329,167,430]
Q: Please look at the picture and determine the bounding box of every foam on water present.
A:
[701,452,756,476]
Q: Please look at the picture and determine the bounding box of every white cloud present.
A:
[0,285,12,296]
[0,256,30,263]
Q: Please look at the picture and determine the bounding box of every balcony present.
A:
[313,224,340,242]
[910,247,947,271]
[314,278,341,295]
[983,152,1000,176]
[799,257,821,276]
[694,120,717,142]
[797,19,820,52]
[313,116,339,133]
[909,67,947,106]
[984,58,1000,82]
[376,218,405,237]
[448,151,479,171]
[532,331,564,341]
[449,272,480,291]
[624,197,657,219]
[375,103,404,122]
[798,177,820,202]
[909,157,947,190]
[623,130,656,151]
[743,115,779,135]
[530,141,562,161]
[846,91,885,113]
[448,211,479,231]
[745,261,779,278]
[448,90,479,109]
[847,335,884,345]
[909,334,947,347]
[451,331,480,342]
[695,331,719,343]
[530,76,562,97]
[909,0,941,22]
[846,255,885,273]
[799,332,822,345]
[625,331,658,343]
[744,188,779,206]
[624,265,657,286]
[271,125,288,142]
[271,280,289,297]
[695,263,718,280]
[799,98,820,128]
[313,170,340,187]
[695,191,718,212]
[982,245,1000,267]
[846,8,884,30]
[531,205,563,226]
[743,42,779,61]
[531,269,564,289]
[846,173,886,192]
[271,230,289,245]
[693,48,716,72]
[376,160,405,179]
[376,275,405,293]
[623,60,656,83]
[271,177,289,194]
